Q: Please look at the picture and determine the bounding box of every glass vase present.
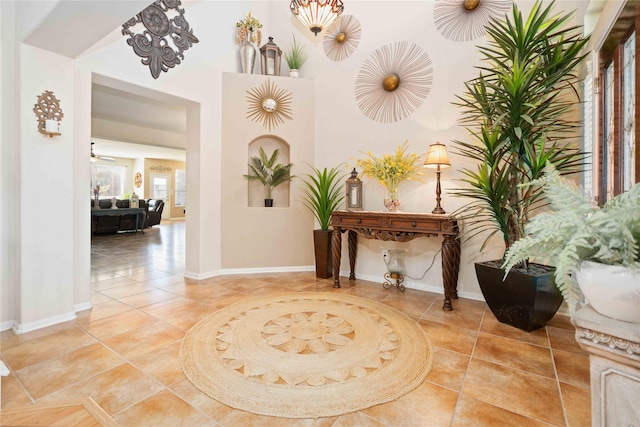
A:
[384,186,400,212]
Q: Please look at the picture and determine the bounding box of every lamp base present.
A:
[432,206,446,215]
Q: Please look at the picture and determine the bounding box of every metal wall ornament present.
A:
[433,0,512,42]
[33,90,64,137]
[246,80,293,131]
[355,41,433,123]
[323,14,362,61]
[122,0,199,79]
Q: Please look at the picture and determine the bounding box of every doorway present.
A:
[150,173,171,220]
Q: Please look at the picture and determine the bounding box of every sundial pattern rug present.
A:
[180,292,433,418]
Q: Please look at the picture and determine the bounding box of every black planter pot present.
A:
[475,261,562,332]
[264,199,274,207]
[313,229,333,279]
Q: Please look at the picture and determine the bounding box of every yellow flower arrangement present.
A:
[236,12,263,45]
[356,141,424,200]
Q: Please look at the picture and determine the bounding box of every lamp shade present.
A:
[290,0,344,36]
[423,141,451,169]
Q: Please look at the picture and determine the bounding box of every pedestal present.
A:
[572,305,640,426]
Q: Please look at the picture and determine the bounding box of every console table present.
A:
[91,208,146,234]
[330,211,461,310]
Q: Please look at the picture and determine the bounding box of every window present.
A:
[91,164,126,198]
[175,169,186,207]
[596,2,639,203]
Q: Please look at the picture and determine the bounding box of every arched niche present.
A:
[246,135,291,207]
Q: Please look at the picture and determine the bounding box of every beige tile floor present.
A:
[1,220,591,426]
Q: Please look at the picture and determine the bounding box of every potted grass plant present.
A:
[244,147,294,207]
[299,164,347,278]
[451,1,589,331]
[285,34,307,78]
[503,164,640,323]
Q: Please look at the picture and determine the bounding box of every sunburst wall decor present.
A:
[433,0,512,42]
[122,0,199,79]
[355,41,433,124]
[323,15,362,62]
[246,79,293,131]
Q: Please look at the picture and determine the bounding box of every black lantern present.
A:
[260,37,282,76]
[346,168,363,211]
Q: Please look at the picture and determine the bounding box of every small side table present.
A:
[572,305,640,426]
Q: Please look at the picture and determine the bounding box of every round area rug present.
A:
[180,292,433,419]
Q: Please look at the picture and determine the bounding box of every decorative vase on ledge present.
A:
[240,34,256,74]
[289,69,300,78]
[384,188,400,212]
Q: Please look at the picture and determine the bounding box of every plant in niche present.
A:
[244,147,294,202]
[451,0,589,256]
[299,164,347,230]
[502,163,640,312]
[285,35,307,70]
[355,141,424,202]
[236,12,262,45]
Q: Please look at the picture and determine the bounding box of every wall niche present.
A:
[246,135,291,208]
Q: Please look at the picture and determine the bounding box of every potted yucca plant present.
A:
[503,164,640,323]
[299,165,347,278]
[284,35,307,78]
[451,1,589,331]
[244,147,294,207]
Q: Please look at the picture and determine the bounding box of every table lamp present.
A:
[423,141,451,214]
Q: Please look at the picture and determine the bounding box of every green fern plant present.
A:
[502,164,640,311]
[299,164,346,230]
[244,147,294,199]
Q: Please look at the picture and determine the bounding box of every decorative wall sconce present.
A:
[246,79,293,131]
[260,37,282,76]
[423,141,451,214]
[345,168,362,210]
[290,0,344,37]
[134,172,143,188]
[33,90,64,137]
[122,0,199,79]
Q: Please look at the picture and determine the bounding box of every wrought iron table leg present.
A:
[348,230,357,281]
[441,234,460,311]
[332,228,342,288]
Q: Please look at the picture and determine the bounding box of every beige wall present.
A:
[221,72,314,269]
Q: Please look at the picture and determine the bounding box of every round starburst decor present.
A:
[433,0,512,42]
[181,292,433,418]
[323,14,362,61]
[355,41,433,123]
[246,79,293,131]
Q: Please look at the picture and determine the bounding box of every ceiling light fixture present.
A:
[290,0,344,37]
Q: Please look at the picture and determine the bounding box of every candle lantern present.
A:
[346,168,363,210]
[260,37,282,76]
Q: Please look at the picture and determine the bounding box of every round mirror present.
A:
[262,98,277,113]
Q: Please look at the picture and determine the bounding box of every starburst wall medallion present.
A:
[246,80,293,131]
[433,0,512,42]
[323,14,362,62]
[355,41,433,123]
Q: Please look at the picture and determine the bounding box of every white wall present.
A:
[1,0,593,331]
[17,44,76,332]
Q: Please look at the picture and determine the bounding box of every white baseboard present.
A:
[184,266,315,280]
[12,311,77,335]
[74,301,92,313]
[1,319,15,332]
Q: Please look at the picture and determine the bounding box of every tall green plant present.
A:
[285,35,307,70]
[451,0,590,258]
[300,165,346,230]
[244,147,294,199]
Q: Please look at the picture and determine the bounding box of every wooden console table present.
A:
[330,211,461,310]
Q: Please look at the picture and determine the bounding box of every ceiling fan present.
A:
[90,142,116,163]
